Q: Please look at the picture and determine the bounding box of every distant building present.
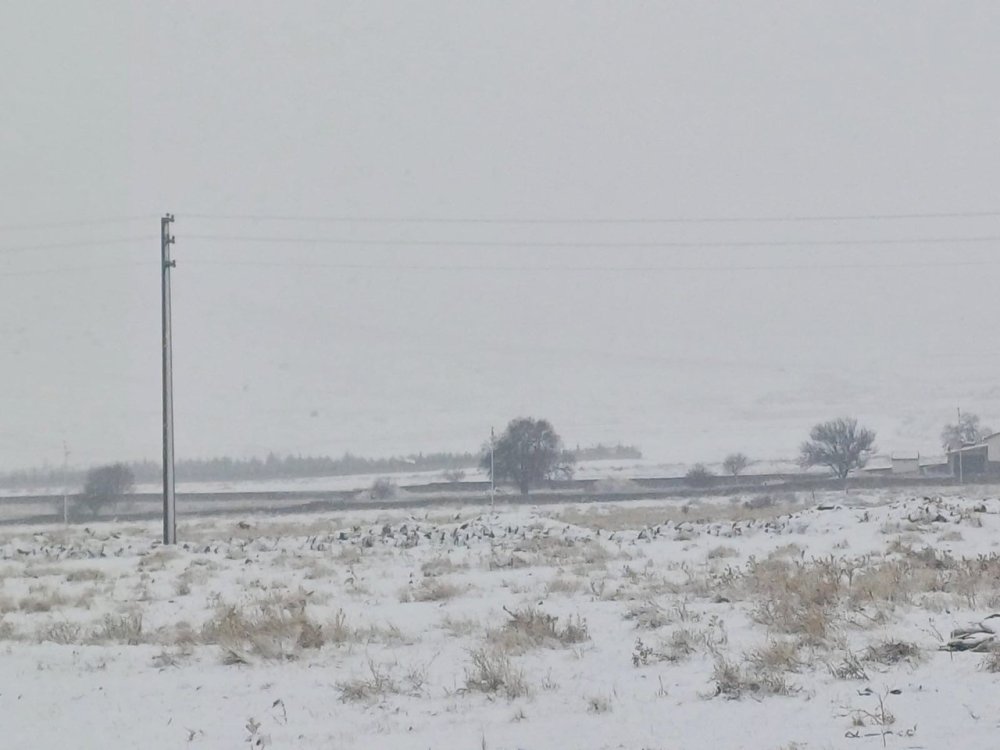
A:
[947,432,1000,477]
[890,454,920,476]
[860,452,941,477]
[860,453,922,476]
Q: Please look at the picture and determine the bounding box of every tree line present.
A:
[0,443,642,491]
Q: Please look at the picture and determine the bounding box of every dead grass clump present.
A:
[440,613,481,638]
[864,640,923,666]
[828,650,869,681]
[18,588,70,613]
[632,627,711,667]
[337,659,400,702]
[516,537,610,567]
[624,600,671,630]
[712,657,795,700]
[978,647,1000,673]
[767,543,804,560]
[39,621,83,645]
[321,609,407,647]
[746,639,803,673]
[747,559,840,643]
[488,606,589,652]
[586,694,613,713]
[404,578,462,602]
[202,592,323,662]
[420,557,468,577]
[65,568,106,583]
[545,576,584,595]
[707,545,739,560]
[465,647,530,699]
[93,613,144,645]
[140,547,180,572]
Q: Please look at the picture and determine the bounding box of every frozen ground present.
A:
[2,488,1000,748]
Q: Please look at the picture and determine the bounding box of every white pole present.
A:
[62,441,69,525]
[161,214,177,544]
[490,427,495,510]
[957,407,964,484]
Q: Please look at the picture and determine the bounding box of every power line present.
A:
[0,262,149,278]
[183,233,1000,250]
[0,237,150,255]
[185,257,1000,274]
[180,209,1000,225]
[0,216,154,233]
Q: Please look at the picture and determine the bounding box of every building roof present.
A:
[947,443,989,455]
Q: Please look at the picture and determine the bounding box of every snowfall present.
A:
[2,486,1000,749]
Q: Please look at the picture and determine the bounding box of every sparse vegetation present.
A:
[487,606,589,652]
[465,647,530,699]
[799,417,877,479]
[483,417,574,495]
[77,463,135,519]
[722,453,750,476]
[685,464,715,487]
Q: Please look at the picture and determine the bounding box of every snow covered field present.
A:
[2,488,1000,748]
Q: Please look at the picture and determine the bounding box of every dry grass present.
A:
[420,557,468,577]
[93,613,145,645]
[553,498,801,532]
[711,656,796,699]
[745,639,803,673]
[586,694,613,713]
[17,588,70,613]
[864,639,923,666]
[486,606,589,652]
[624,600,671,630]
[545,576,585,595]
[707,545,739,560]
[440,613,481,638]
[337,659,403,703]
[828,650,869,681]
[465,647,530,699]
[514,537,611,568]
[201,591,322,663]
[978,647,1000,673]
[64,568,106,582]
[402,578,463,602]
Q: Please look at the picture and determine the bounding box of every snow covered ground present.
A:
[1,488,1000,748]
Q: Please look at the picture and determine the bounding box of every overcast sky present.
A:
[2,2,999,470]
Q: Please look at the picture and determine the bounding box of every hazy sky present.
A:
[2,2,999,469]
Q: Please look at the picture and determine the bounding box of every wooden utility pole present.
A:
[62,441,69,525]
[490,426,496,510]
[161,214,176,544]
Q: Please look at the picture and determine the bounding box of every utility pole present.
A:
[957,406,964,484]
[490,426,496,510]
[161,214,177,544]
[61,441,69,525]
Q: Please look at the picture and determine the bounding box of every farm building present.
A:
[860,453,923,476]
[947,432,1000,477]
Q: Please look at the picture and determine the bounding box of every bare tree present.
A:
[482,418,574,495]
[685,463,715,487]
[78,463,135,518]
[941,412,993,450]
[722,453,749,476]
[799,418,876,479]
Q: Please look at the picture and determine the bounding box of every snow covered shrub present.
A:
[487,606,588,652]
[465,647,530,699]
[201,591,322,663]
